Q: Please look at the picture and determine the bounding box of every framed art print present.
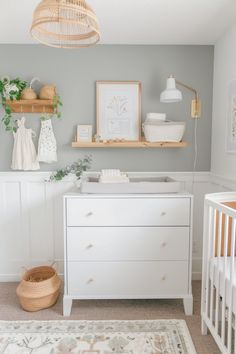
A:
[226,80,236,153]
[96,81,141,141]
[77,125,92,142]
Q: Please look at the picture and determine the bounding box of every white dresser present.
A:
[63,193,193,316]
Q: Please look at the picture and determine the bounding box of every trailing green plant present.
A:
[0,77,27,132]
[49,155,92,181]
[40,93,63,122]
[53,94,63,119]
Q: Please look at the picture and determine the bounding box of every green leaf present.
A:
[4,117,10,125]
[5,106,11,114]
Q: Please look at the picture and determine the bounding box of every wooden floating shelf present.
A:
[72,139,187,148]
[6,99,54,113]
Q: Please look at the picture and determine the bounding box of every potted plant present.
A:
[0,76,27,132]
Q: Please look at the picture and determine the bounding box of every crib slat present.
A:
[235,320,236,354]
[221,214,229,345]
[205,206,213,319]
[234,316,236,354]
[215,211,223,334]
[227,218,236,353]
[210,209,217,323]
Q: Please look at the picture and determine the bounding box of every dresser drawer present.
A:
[67,261,189,297]
[66,227,189,261]
[66,198,190,226]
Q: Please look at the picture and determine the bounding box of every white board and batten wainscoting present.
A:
[0,171,234,284]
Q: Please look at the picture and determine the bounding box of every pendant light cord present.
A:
[192,118,198,193]
[193,118,198,172]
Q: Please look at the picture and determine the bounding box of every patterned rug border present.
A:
[0,319,197,354]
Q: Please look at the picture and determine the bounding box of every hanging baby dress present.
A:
[11,117,40,170]
[37,118,57,163]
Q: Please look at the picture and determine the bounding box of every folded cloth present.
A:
[99,169,129,183]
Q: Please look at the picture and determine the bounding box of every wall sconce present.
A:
[160,75,201,118]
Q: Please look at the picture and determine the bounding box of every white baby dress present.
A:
[11,117,40,170]
[37,118,57,163]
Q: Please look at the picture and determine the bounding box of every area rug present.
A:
[0,320,197,354]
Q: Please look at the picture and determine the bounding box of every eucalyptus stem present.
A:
[49,156,92,181]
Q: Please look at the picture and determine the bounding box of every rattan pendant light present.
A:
[30,0,100,48]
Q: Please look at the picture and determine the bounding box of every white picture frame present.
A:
[77,125,92,142]
[96,81,141,141]
[226,80,236,153]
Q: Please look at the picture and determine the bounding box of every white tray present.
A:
[80,174,181,194]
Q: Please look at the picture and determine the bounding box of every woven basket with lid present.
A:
[39,85,56,100]
[21,88,37,100]
[20,77,40,100]
[16,265,61,312]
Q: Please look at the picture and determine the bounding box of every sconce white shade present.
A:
[160,77,183,103]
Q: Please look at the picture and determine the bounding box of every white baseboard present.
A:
[0,275,20,282]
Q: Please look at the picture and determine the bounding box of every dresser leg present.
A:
[201,318,208,335]
[183,295,193,315]
[63,297,72,316]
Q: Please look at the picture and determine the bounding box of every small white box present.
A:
[146,113,166,121]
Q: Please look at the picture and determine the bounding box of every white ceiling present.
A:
[0,0,236,45]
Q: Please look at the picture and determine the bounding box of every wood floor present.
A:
[0,281,220,354]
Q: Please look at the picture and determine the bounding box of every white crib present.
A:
[201,192,236,354]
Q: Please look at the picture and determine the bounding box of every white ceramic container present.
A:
[143,120,186,143]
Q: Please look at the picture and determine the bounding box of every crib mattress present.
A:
[210,258,236,314]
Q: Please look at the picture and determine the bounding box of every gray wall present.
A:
[0,45,214,172]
